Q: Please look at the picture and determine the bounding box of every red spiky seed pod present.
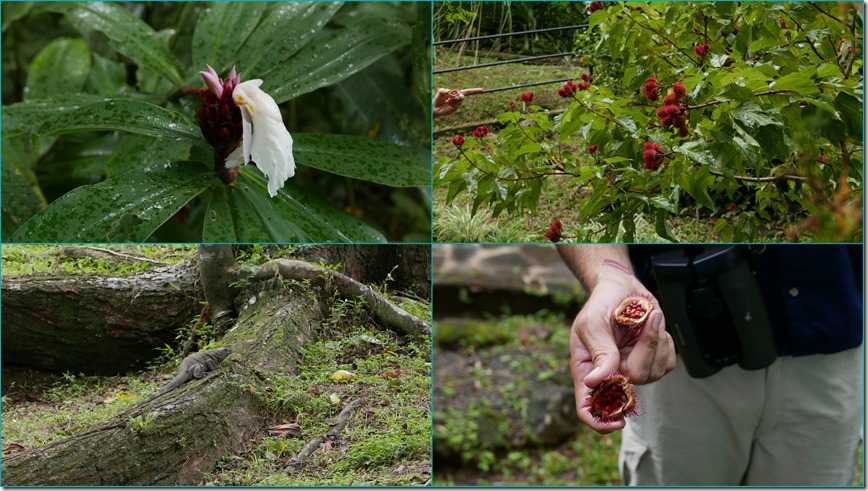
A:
[613,295,654,329]
[588,373,639,422]
[672,82,687,100]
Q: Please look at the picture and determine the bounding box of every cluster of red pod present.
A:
[642,142,665,171]
[656,81,690,138]
[558,73,591,98]
[472,125,489,138]
[588,1,606,13]
[643,76,659,101]
[544,219,563,242]
[694,43,710,57]
[519,92,534,103]
[451,135,465,147]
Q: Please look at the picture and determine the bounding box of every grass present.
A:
[433,51,801,243]
[1,244,196,276]
[204,316,431,486]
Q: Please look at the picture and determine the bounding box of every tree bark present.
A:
[1,261,199,374]
[197,244,242,336]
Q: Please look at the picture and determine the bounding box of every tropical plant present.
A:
[3,2,431,242]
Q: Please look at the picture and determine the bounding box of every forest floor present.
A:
[1,245,431,486]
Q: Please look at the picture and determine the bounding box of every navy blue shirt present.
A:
[629,245,863,356]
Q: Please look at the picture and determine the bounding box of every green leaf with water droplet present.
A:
[238,2,344,82]
[192,2,268,78]
[2,94,109,136]
[2,137,46,241]
[294,134,429,187]
[10,162,218,242]
[33,100,205,148]
[43,2,184,88]
[25,37,91,100]
[263,16,410,104]
[203,184,308,242]
[222,167,385,243]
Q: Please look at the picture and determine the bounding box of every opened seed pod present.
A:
[613,295,654,330]
[587,373,639,422]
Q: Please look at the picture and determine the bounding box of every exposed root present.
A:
[254,260,430,339]
[285,398,365,470]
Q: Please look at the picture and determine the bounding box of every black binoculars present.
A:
[650,246,777,378]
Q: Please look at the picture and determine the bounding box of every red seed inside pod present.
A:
[588,373,639,422]
[613,295,654,329]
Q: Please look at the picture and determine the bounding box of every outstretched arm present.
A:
[433,87,484,118]
[557,245,676,433]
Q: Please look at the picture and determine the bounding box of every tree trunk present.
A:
[2,254,428,485]
[197,244,242,336]
[1,261,199,374]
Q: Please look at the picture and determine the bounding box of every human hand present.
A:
[433,87,484,118]
[569,272,676,433]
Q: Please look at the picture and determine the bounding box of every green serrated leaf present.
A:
[294,133,429,187]
[772,69,819,96]
[833,92,862,140]
[10,162,217,242]
[262,16,410,104]
[655,209,678,242]
[730,101,781,129]
[688,165,716,210]
[25,37,91,99]
[677,141,716,168]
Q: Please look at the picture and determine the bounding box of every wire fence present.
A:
[435,24,589,94]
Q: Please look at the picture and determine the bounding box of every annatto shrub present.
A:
[435,2,863,242]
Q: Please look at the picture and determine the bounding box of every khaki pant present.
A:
[620,346,863,486]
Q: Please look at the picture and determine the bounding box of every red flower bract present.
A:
[197,81,243,165]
